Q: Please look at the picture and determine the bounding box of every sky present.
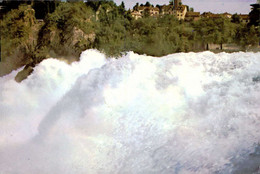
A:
[114,0,257,14]
[0,0,257,14]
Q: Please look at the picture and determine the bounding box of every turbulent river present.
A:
[0,50,260,174]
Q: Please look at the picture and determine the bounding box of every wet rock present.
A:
[15,65,34,82]
[252,76,260,82]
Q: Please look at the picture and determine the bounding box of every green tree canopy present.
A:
[249,3,260,26]
[231,13,241,24]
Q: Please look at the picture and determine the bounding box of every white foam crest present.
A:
[0,50,260,174]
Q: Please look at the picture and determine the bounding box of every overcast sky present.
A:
[114,0,257,14]
[0,0,257,14]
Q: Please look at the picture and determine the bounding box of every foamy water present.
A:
[0,50,260,174]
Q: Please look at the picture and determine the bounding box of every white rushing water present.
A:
[0,50,260,174]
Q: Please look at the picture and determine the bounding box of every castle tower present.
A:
[174,0,181,9]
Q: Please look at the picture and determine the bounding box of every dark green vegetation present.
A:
[0,0,259,77]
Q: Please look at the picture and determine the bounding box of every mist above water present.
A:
[0,50,260,174]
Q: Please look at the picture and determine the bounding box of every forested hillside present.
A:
[0,1,259,77]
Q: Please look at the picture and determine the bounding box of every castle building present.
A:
[174,0,182,10]
[131,6,159,19]
[238,14,250,23]
[175,5,187,20]
[185,12,201,21]
[161,5,174,15]
[131,0,201,21]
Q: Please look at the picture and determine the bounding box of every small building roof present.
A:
[186,12,200,17]
[238,14,249,20]
[131,11,141,15]
[201,12,213,16]
[222,12,232,15]
[137,6,159,12]
[209,14,222,18]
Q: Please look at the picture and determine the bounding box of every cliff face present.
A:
[0,5,39,77]
[72,27,95,46]
[36,2,96,60]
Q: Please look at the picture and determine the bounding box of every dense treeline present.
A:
[0,0,259,76]
[90,0,259,56]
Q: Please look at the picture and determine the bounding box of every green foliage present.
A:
[1,5,35,44]
[94,1,131,56]
[0,5,36,59]
[192,17,237,49]
[231,13,241,24]
[38,2,95,57]
[145,1,151,7]
[133,3,139,10]
[235,24,259,49]
[1,1,260,77]
[249,4,260,26]
[128,16,193,56]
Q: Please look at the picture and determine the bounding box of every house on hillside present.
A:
[238,14,250,23]
[130,0,201,21]
[201,12,224,19]
[149,7,160,16]
[175,5,187,20]
[160,5,174,15]
[201,12,234,20]
[131,10,142,20]
[209,14,222,19]
[131,6,159,18]
[185,12,200,21]
[221,12,232,19]
[201,12,214,18]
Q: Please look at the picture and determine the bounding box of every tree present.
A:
[231,13,241,24]
[133,3,139,10]
[248,3,260,26]
[119,1,125,9]
[118,1,125,15]
[215,18,235,49]
[193,18,215,50]
[0,4,37,71]
[145,1,151,7]
[235,25,259,49]
[186,5,189,12]
[190,7,194,12]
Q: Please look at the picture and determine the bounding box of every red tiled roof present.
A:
[186,12,200,17]
[239,14,249,20]
[138,6,159,11]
